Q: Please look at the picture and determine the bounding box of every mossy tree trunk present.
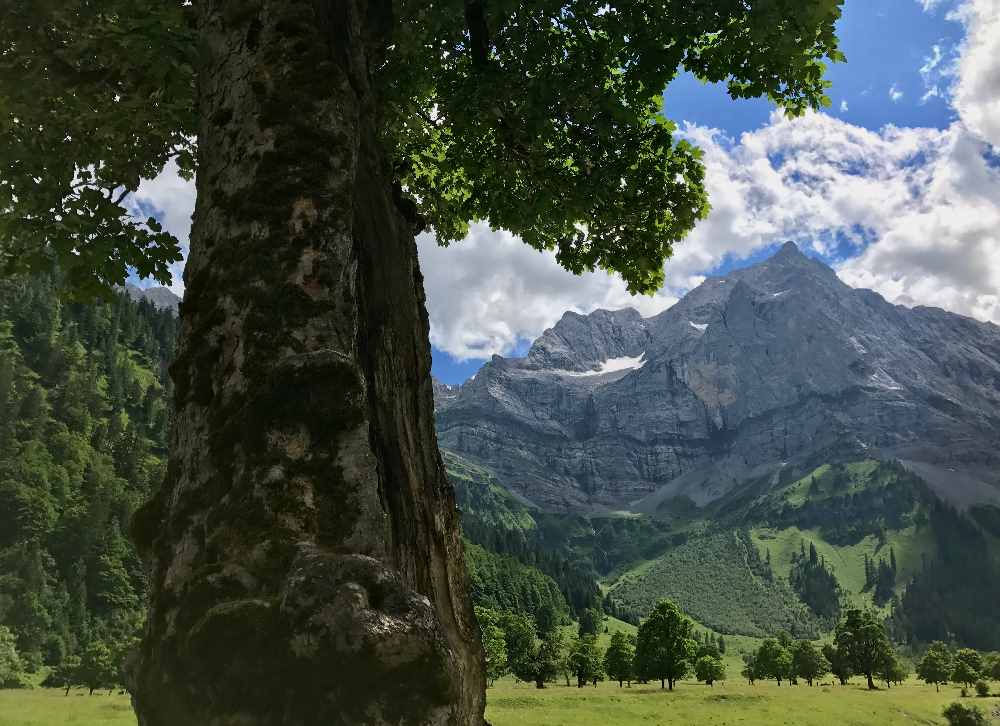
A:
[130,2,485,724]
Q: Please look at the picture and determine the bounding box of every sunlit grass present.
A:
[486,677,999,726]
[3,677,996,726]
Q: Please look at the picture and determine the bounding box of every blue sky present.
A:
[431,0,976,384]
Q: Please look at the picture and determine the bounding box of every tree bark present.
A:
[129,2,485,724]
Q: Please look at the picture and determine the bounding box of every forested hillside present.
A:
[0,276,175,670]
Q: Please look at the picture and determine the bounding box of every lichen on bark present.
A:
[130,2,486,723]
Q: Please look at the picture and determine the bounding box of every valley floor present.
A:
[487,678,996,726]
[1,680,996,726]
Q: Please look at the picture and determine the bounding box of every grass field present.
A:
[751,523,936,609]
[2,679,997,726]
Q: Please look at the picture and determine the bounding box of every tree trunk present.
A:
[867,673,875,690]
[535,678,546,689]
[129,3,485,725]
[660,679,665,689]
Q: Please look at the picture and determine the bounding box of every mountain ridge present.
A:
[435,242,1000,512]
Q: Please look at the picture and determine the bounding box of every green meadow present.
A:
[2,679,997,726]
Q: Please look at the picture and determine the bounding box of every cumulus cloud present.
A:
[889,83,905,102]
[674,113,1000,325]
[840,100,849,113]
[417,226,677,360]
[126,160,196,295]
[950,0,1000,146]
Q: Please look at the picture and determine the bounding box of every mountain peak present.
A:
[773,240,807,261]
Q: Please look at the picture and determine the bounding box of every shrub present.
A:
[943,702,988,726]
[974,680,989,697]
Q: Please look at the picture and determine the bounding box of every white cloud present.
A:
[950,0,1000,146]
[677,112,1000,325]
[889,83,905,102]
[126,160,196,296]
[840,100,849,113]
[417,225,676,360]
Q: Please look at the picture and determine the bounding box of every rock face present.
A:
[124,283,181,314]
[436,242,1000,511]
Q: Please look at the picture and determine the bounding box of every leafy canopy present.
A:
[2,1,843,297]
[634,599,695,687]
[603,630,635,685]
[917,641,954,690]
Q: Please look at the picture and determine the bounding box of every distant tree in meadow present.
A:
[823,642,853,685]
[0,625,27,688]
[876,651,909,689]
[718,635,726,654]
[942,702,989,726]
[835,608,894,689]
[695,655,726,686]
[952,649,985,689]
[974,680,989,697]
[603,631,636,688]
[45,655,82,695]
[918,641,954,692]
[755,638,793,686]
[568,635,604,688]
[505,619,564,690]
[475,607,509,687]
[497,612,536,680]
[742,653,759,685]
[988,653,1000,681]
[635,600,696,690]
[792,640,830,686]
[77,640,116,695]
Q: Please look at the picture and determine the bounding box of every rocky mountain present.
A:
[435,242,1000,512]
[125,282,181,314]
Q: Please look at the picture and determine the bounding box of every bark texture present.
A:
[130,2,486,724]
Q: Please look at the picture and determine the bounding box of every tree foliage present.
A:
[789,540,842,624]
[694,655,726,686]
[755,638,793,686]
[0,276,174,665]
[942,702,989,726]
[835,608,894,690]
[464,541,570,626]
[1,1,845,298]
[918,641,954,692]
[603,630,635,687]
[952,648,985,689]
[0,2,195,296]
[474,607,509,686]
[0,625,27,688]
[634,599,695,690]
[792,640,830,686]
[567,634,604,687]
